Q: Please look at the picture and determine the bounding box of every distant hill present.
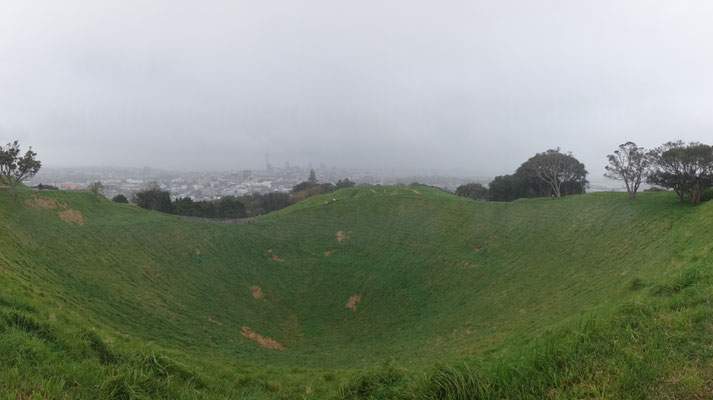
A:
[1,185,712,398]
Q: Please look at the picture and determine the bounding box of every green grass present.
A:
[1,185,713,398]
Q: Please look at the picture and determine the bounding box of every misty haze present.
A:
[2,1,713,399]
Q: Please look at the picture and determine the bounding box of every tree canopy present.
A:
[517,148,588,198]
[647,141,713,204]
[112,194,129,203]
[88,181,104,200]
[132,182,174,213]
[335,178,356,189]
[484,149,587,202]
[455,183,488,201]
[604,141,650,197]
[307,168,318,185]
[0,141,42,197]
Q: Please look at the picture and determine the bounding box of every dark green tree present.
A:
[112,194,129,203]
[291,181,312,193]
[455,183,488,201]
[308,168,318,185]
[258,192,292,212]
[216,196,247,218]
[132,182,174,213]
[172,197,197,215]
[517,148,588,198]
[487,175,532,202]
[335,178,356,189]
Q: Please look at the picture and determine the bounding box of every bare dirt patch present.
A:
[474,244,483,252]
[369,189,381,195]
[26,196,86,225]
[207,317,224,326]
[195,248,201,255]
[324,249,335,256]
[58,208,86,225]
[240,326,285,350]
[345,294,362,310]
[621,269,630,277]
[336,230,348,243]
[250,285,264,299]
[25,197,60,209]
[267,249,284,262]
[411,189,422,194]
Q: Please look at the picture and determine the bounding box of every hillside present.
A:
[1,186,713,398]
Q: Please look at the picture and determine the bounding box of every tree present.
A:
[172,197,197,216]
[112,194,129,203]
[291,181,312,193]
[604,142,650,197]
[335,178,356,189]
[259,192,292,212]
[517,148,588,198]
[0,141,42,197]
[307,168,318,185]
[216,196,247,218]
[132,182,174,213]
[320,183,336,193]
[88,181,104,200]
[487,174,532,202]
[647,141,713,204]
[455,183,488,201]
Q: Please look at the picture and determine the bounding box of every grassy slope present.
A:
[1,186,712,398]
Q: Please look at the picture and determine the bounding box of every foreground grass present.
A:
[5,264,711,399]
[1,185,712,398]
[344,265,713,399]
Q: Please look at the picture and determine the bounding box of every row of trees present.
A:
[605,141,713,203]
[456,141,713,204]
[457,148,589,202]
[128,169,355,217]
[5,139,711,206]
[128,182,293,218]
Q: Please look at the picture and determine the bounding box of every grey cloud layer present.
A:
[1,0,712,176]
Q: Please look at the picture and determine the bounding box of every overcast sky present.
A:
[1,1,712,177]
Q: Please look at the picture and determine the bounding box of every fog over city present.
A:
[2,0,713,177]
